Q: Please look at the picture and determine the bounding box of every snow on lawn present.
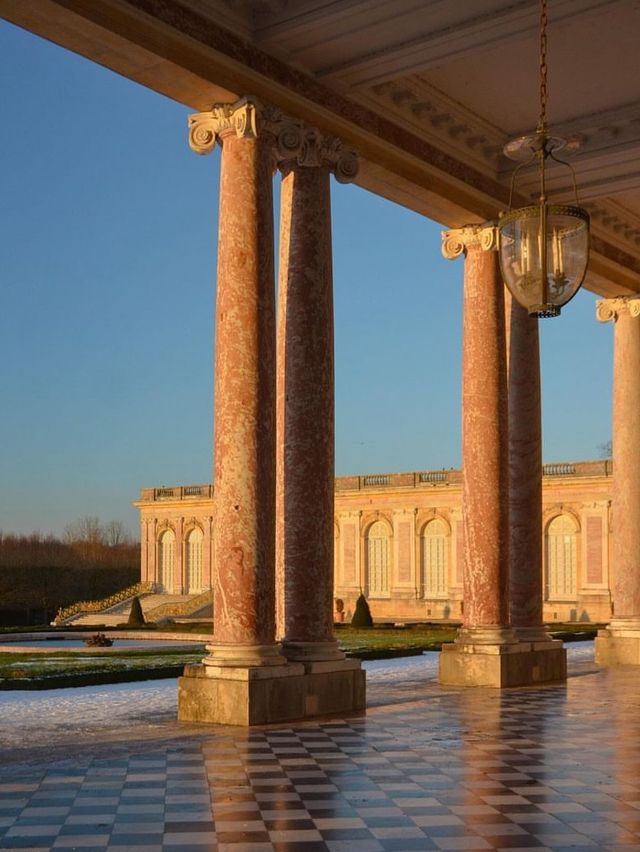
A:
[0,643,595,751]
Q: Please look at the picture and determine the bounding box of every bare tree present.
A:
[63,516,104,562]
[103,520,129,547]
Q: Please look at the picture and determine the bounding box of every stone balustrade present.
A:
[138,459,612,502]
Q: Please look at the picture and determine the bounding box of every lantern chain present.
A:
[538,0,548,135]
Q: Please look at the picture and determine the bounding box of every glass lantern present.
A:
[498,203,589,318]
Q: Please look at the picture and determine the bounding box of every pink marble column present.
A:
[189,99,285,668]
[443,226,513,642]
[276,131,358,662]
[597,298,640,626]
[506,292,547,638]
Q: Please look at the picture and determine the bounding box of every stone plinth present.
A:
[178,659,364,726]
[439,632,566,688]
[595,620,640,666]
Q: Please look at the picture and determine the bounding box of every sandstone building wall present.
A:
[136,460,613,624]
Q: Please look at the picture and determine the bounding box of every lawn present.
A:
[0,647,204,689]
[0,622,601,688]
[335,624,458,658]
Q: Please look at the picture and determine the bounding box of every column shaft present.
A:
[277,164,339,657]
[210,130,281,659]
[440,225,565,687]
[611,309,640,617]
[461,242,510,629]
[595,297,640,666]
[507,295,544,631]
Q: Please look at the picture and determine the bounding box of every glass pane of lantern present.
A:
[498,205,589,318]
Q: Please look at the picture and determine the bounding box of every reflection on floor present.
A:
[1,644,639,851]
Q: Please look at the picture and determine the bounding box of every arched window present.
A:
[158,529,175,593]
[546,515,577,600]
[422,519,448,597]
[367,521,390,596]
[185,527,203,594]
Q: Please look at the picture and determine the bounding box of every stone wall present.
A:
[136,461,613,623]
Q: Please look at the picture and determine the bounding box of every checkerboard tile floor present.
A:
[2,660,640,851]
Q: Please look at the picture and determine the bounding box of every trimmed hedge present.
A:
[351,594,374,628]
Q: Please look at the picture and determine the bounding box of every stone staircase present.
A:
[107,594,194,617]
[144,590,213,621]
[60,592,211,626]
[68,613,129,627]
[67,593,195,627]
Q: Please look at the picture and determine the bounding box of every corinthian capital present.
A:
[441,224,497,260]
[596,296,640,323]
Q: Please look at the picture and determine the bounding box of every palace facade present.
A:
[136,458,613,626]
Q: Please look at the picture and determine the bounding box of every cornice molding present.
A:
[361,76,505,177]
[584,200,640,255]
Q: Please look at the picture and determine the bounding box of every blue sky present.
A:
[0,20,612,538]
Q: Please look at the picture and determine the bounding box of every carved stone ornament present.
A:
[596,296,640,323]
[189,96,303,156]
[189,97,359,182]
[277,127,359,183]
[441,224,497,260]
[189,98,259,154]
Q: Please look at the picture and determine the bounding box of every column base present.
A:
[512,626,556,644]
[281,639,345,662]
[595,620,640,666]
[178,658,365,726]
[203,642,287,668]
[439,628,566,687]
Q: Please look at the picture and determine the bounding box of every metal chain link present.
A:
[538,0,548,133]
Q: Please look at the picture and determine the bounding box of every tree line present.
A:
[0,517,140,627]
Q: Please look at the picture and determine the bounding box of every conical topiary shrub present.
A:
[351,593,373,628]
[127,595,146,626]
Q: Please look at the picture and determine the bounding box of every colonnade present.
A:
[440,226,640,684]
[176,98,640,721]
[178,98,364,725]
